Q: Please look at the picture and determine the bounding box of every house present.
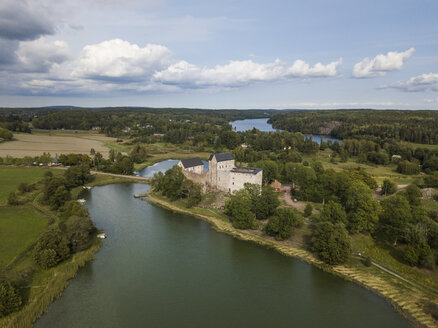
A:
[91,126,101,131]
[270,180,282,192]
[177,157,204,174]
[48,158,60,166]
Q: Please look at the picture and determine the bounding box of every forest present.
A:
[269,110,438,144]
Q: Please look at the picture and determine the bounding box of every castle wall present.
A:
[229,170,263,193]
[177,161,204,174]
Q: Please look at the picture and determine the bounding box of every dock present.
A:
[133,192,149,198]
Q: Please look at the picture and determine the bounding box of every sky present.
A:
[0,0,437,109]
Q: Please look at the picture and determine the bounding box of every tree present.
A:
[130,144,148,163]
[381,179,397,196]
[424,171,438,188]
[304,204,313,217]
[7,192,19,206]
[0,127,13,141]
[311,222,351,265]
[344,181,380,233]
[245,184,280,220]
[379,195,412,245]
[397,160,420,175]
[0,281,22,317]
[64,165,93,188]
[255,160,280,184]
[225,190,257,229]
[404,229,433,268]
[265,207,303,240]
[320,201,347,225]
[402,184,422,206]
[33,226,70,268]
[66,216,96,253]
[51,185,70,209]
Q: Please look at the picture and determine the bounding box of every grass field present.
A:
[0,206,47,267]
[0,167,62,205]
[0,131,117,158]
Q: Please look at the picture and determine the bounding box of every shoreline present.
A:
[146,193,437,328]
[0,176,134,328]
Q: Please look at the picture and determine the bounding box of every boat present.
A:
[97,233,106,239]
[77,199,86,204]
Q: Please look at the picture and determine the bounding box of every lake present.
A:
[34,162,410,328]
[231,118,341,144]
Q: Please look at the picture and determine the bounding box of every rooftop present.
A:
[180,157,204,168]
[231,167,262,175]
[209,152,234,162]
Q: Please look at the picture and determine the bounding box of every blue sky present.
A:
[0,0,437,109]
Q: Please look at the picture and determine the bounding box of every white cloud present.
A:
[16,38,70,72]
[73,39,171,81]
[287,59,342,77]
[352,48,415,78]
[424,98,438,103]
[381,73,438,92]
[154,58,342,88]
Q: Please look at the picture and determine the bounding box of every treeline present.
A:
[270,110,438,145]
[2,166,97,318]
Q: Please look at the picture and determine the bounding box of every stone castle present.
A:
[177,152,262,193]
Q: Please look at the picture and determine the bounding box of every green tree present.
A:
[245,184,280,220]
[33,226,70,268]
[320,201,347,225]
[225,190,257,229]
[64,165,93,188]
[265,207,303,240]
[130,144,149,163]
[0,281,22,317]
[66,216,96,253]
[381,179,397,196]
[344,181,380,233]
[51,185,70,210]
[311,222,351,265]
[402,184,422,206]
[379,195,412,245]
[304,204,313,217]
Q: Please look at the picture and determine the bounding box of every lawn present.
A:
[0,206,47,266]
[0,167,62,205]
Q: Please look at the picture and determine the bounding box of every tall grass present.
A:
[2,242,101,328]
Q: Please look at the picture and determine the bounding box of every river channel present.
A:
[34,161,411,327]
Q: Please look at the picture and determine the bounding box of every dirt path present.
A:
[281,185,306,211]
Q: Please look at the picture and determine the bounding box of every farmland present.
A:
[0,130,117,158]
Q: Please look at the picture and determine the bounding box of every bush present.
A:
[18,182,32,194]
[381,179,397,196]
[303,204,313,217]
[0,281,22,317]
[7,192,19,206]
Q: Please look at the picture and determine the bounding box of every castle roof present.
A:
[231,167,262,175]
[180,157,204,168]
[209,152,234,162]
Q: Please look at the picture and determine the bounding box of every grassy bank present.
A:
[146,193,438,328]
[0,168,135,328]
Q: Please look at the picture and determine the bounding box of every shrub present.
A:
[304,204,313,217]
[311,222,351,265]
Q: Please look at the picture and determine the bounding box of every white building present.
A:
[178,152,262,193]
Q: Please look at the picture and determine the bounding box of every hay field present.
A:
[0,131,116,158]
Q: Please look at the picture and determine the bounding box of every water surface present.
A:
[34,176,410,327]
[231,118,341,144]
